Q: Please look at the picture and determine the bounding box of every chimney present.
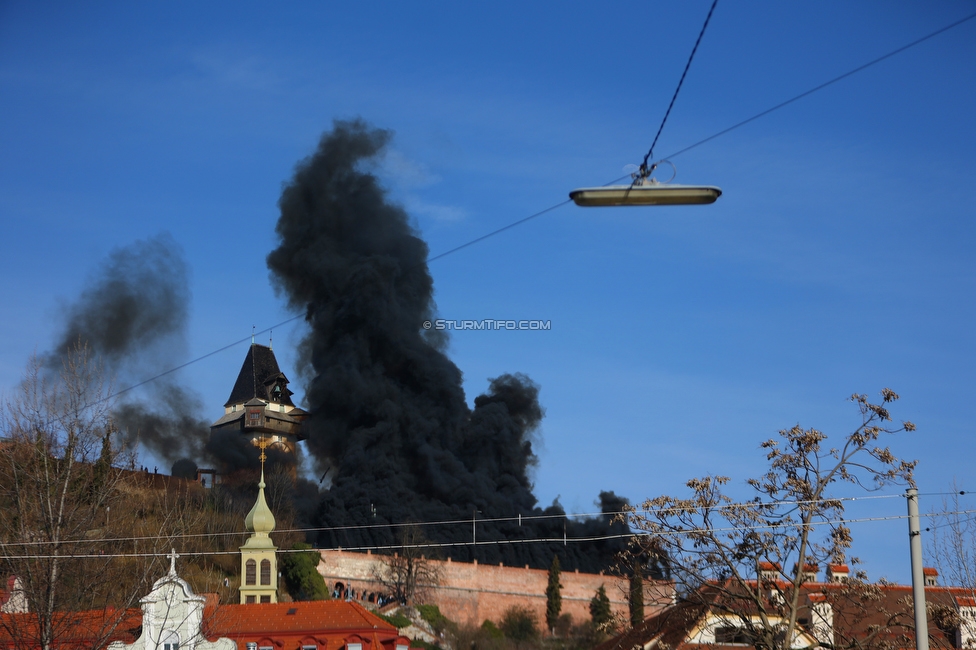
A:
[826,564,849,584]
[806,593,834,647]
[800,563,819,583]
[759,561,781,582]
[955,596,976,648]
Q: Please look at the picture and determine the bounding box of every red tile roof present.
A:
[0,608,143,648]
[597,579,976,650]
[1,600,407,650]
[206,599,397,635]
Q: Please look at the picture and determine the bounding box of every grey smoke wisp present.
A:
[48,233,209,468]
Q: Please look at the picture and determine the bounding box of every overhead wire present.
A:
[640,0,720,175]
[659,8,976,162]
[1,509,962,561]
[85,9,976,404]
[0,491,939,551]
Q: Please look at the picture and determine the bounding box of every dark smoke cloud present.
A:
[266,120,628,572]
[52,234,188,364]
[48,233,209,467]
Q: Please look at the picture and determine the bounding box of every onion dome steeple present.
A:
[239,436,278,604]
[243,448,276,540]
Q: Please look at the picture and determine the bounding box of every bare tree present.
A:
[621,389,917,650]
[0,346,188,649]
[372,525,443,606]
[927,482,976,594]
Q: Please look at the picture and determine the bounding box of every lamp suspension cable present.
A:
[638,0,720,180]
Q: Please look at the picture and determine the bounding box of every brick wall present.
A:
[317,550,673,628]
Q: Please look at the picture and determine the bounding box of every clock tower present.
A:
[210,342,306,460]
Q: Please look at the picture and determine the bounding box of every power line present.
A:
[425,200,571,264]
[659,9,976,163]
[0,510,950,562]
[0,492,930,551]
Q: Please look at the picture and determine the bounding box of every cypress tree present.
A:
[629,565,644,627]
[545,555,562,634]
[590,585,612,631]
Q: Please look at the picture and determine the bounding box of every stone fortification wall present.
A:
[317,550,673,627]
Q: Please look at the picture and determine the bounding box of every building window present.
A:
[260,595,271,604]
[162,630,180,650]
[347,644,363,650]
[260,559,272,585]
[246,595,256,604]
[715,626,753,645]
[245,559,256,585]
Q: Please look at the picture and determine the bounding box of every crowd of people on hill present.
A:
[331,583,398,607]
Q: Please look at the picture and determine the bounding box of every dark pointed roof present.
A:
[224,344,296,408]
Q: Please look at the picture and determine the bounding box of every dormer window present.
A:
[715,626,753,645]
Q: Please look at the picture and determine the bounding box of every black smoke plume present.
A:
[48,233,209,467]
[266,120,628,572]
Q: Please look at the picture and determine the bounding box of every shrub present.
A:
[500,605,539,644]
[481,619,504,639]
[417,603,451,632]
[378,612,413,629]
[279,543,329,600]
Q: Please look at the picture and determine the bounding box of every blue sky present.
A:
[1,1,974,583]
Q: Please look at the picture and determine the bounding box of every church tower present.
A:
[239,437,278,604]
[210,342,306,459]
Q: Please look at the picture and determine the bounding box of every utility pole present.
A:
[907,487,929,650]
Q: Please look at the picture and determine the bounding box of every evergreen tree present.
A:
[280,543,330,600]
[629,565,644,627]
[545,554,562,634]
[589,585,612,632]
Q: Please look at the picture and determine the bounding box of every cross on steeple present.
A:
[167,548,180,576]
[256,434,270,491]
[257,434,269,465]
